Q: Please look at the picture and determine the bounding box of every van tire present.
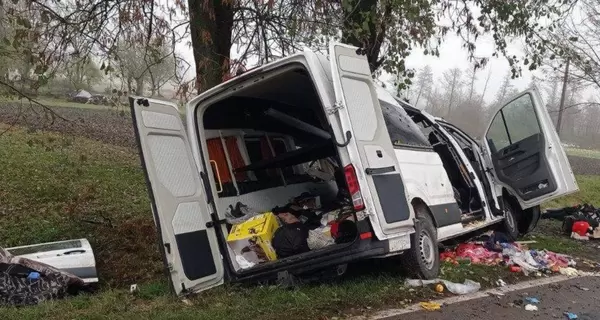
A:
[500,199,520,241]
[402,207,439,280]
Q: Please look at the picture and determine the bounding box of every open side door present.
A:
[481,88,578,209]
[130,97,224,295]
[329,43,413,236]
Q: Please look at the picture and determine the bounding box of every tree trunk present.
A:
[188,0,234,93]
[135,78,144,95]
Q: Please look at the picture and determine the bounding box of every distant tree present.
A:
[493,72,514,107]
[412,65,434,108]
[441,68,463,116]
[64,58,103,90]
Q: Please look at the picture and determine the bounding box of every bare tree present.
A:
[412,65,433,108]
[441,68,463,116]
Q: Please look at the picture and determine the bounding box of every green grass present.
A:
[0,125,161,285]
[0,126,598,319]
[543,175,600,209]
[566,147,600,160]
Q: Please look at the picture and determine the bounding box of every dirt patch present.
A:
[0,103,138,149]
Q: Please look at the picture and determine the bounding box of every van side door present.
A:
[481,88,578,208]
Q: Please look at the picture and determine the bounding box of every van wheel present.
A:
[402,207,439,279]
[500,199,520,241]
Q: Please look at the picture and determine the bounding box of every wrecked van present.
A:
[129,43,578,295]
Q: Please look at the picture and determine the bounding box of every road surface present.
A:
[379,276,600,320]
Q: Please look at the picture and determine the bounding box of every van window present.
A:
[244,137,295,181]
[379,99,431,148]
[486,94,541,153]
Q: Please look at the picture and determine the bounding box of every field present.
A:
[1,103,600,319]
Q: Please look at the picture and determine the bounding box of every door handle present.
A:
[365,166,395,175]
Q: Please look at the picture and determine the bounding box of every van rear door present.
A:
[130,97,224,295]
[329,43,414,237]
[481,88,578,208]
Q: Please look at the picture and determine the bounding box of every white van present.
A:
[129,43,578,295]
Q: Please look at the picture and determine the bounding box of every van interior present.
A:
[197,66,359,272]
[403,107,486,224]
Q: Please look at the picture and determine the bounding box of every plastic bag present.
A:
[307,227,334,250]
[405,278,480,295]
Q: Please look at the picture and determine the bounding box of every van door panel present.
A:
[482,89,578,207]
[329,43,414,236]
[130,97,224,295]
[372,174,411,223]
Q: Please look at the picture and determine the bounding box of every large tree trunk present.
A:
[188,0,234,93]
[135,78,144,95]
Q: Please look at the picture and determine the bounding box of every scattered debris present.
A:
[564,312,578,319]
[576,286,590,291]
[434,284,444,293]
[129,284,138,293]
[181,298,193,306]
[559,267,579,276]
[496,279,507,287]
[420,301,441,311]
[525,304,538,311]
[525,297,540,304]
[405,278,480,295]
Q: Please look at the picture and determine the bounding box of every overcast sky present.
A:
[175,30,542,105]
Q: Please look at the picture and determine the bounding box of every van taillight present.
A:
[344,164,365,211]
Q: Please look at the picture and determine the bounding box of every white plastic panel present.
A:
[142,110,181,131]
[341,78,377,141]
[148,135,196,198]
[172,202,207,234]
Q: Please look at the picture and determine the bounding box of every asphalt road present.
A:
[400,276,600,320]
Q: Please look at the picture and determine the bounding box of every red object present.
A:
[509,265,522,273]
[330,222,339,238]
[572,221,590,236]
[455,243,502,265]
[344,164,365,211]
[359,232,373,240]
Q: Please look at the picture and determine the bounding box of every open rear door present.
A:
[329,43,413,237]
[130,97,224,295]
[481,88,578,209]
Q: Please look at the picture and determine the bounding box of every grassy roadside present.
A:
[566,147,600,160]
[0,125,599,319]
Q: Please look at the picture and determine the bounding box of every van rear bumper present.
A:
[232,237,390,283]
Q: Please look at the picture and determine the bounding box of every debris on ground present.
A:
[419,301,441,311]
[559,267,579,276]
[405,278,480,295]
[496,279,507,287]
[543,204,600,240]
[564,312,578,319]
[525,297,540,304]
[525,304,538,311]
[440,231,579,276]
[576,286,590,291]
[0,246,87,306]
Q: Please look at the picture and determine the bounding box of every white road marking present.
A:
[351,273,600,320]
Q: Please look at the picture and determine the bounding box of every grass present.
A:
[565,147,600,160]
[543,175,600,209]
[0,125,598,318]
[0,124,162,285]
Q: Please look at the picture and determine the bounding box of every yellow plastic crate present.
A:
[227,212,279,262]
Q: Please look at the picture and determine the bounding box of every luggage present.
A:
[272,222,310,258]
